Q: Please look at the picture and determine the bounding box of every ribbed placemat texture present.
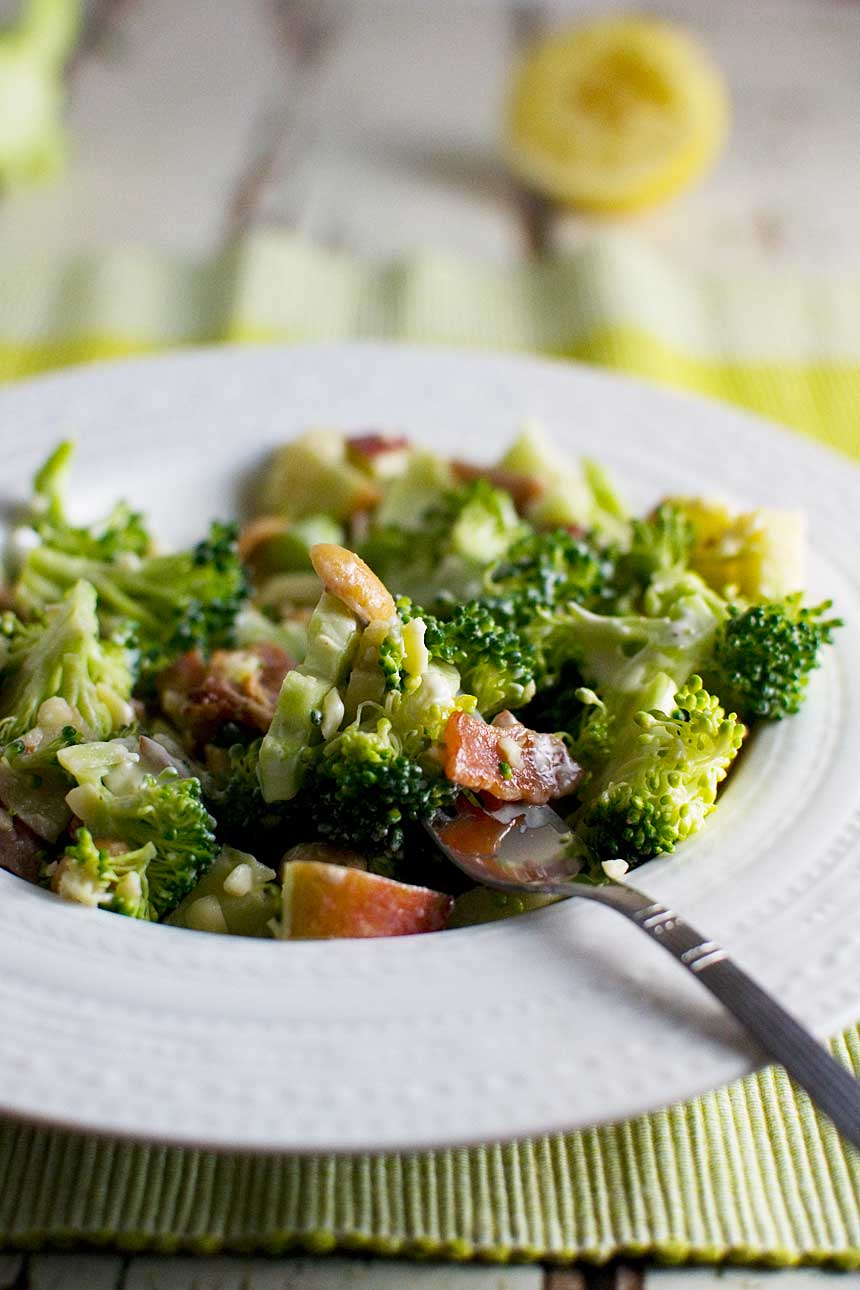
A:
[2,232,860,1264]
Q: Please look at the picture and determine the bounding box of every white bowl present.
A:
[1,342,858,1153]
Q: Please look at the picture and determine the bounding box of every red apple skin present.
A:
[281,860,453,939]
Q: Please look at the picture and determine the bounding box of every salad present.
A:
[0,424,840,938]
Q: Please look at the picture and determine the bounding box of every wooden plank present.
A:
[123,1256,543,1289]
[28,1253,124,1290]
[0,0,291,258]
[253,0,860,273]
[254,0,523,263]
[547,0,860,273]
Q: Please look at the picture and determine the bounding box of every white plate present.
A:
[1,342,859,1155]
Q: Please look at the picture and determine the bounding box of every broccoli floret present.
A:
[574,676,745,866]
[538,572,726,697]
[16,520,248,680]
[566,688,616,777]
[51,826,157,919]
[484,527,613,619]
[378,631,407,692]
[704,595,841,721]
[204,739,265,837]
[0,581,137,745]
[361,479,526,607]
[611,504,695,608]
[304,717,457,857]
[453,523,616,696]
[518,671,613,773]
[420,600,536,717]
[57,739,218,919]
[337,606,469,758]
[27,441,150,560]
[383,650,467,755]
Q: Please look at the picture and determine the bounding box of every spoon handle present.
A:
[575,879,860,1149]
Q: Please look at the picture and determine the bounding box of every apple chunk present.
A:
[280,860,453,939]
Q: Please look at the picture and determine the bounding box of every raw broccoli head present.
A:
[304,718,457,857]
[575,675,745,867]
[399,527,611,697]
[554,568,730,698]
[16,520,249,681]
[28,441,151,560]
[705,594,842,720]
[483,526,613,620]
[412,599,536,718]
[57,740,218,919]
[0,580,137,745]
[51,826,157,920]
[360,479,526,607]
[612,504,695,607]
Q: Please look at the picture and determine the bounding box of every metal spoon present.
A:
[427,797,860,1149]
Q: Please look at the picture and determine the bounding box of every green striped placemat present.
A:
[2,231,860,1265]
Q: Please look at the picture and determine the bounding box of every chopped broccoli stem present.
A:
[167,846,279,937]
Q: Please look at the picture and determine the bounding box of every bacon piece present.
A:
[348,433,410,462]
[443,709,582,805]
[0,807,44,883]
[158,643,293,748]
[451,462,545,514]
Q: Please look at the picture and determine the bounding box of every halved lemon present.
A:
[505,16,729,214]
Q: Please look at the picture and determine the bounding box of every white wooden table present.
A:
[2,0,859,1284]
[1,0,859,273]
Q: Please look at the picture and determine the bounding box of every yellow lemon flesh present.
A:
[505,16,729,214]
